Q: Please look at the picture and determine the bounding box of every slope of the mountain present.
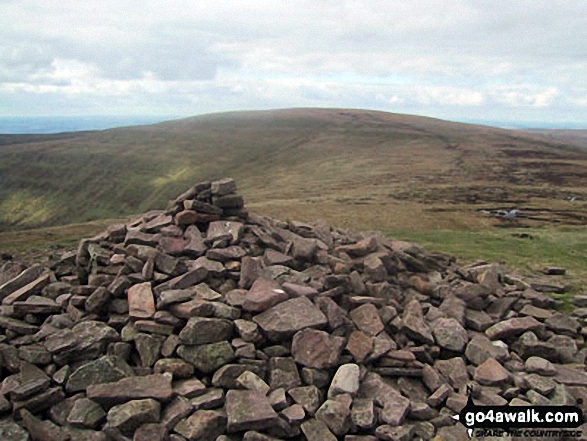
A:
[1,108,586,231]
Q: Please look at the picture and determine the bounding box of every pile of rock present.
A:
[1,178,587,441]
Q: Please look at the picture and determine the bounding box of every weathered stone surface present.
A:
[349,304,384,336]
[253,296,328,341]
[434,357,469,389]
[526,373,557,395]
[156,288,194,309]
[375,424,414,441]
[474,358,512,386]
[237,371,270,394]
[66,355,133,393]
[133,423,167,441]
[292,329,345,369]
[135,333,164,367]
[433,318,468,352]
[67,398,106,429]
[87,374,173,405]
[0,316,39,335]
[154,358,194,378]
[212,363,265,389]
[346,330,373,363]
[106,399,160,434]
[207,220,244,244]
[177,341,235,373]
[268,357,302,390]
[2,273,51,306]
[301,419,337,441]
[18,345,52,364]
[402,300,434,344]
[351,398,376,429]
[316,398,351,436]
[243,279,288,312]
[0,263,44,302]
[225,390,278,433]
[174,410,226,441]
[127,282,156,319]
[485,316,542,340]
[179,317,233,345]
[20,409,68,441]
[288,386,323,415]
[0,418,29,441]
[525,356,556,376]
[190,388,225,410]
[359,373,410,426]
[465,335,509,366]
[545,313,581,336]
[328,363,360,398]
[154,267,208,295]
[510,331,556,361]
[465,308,494,331]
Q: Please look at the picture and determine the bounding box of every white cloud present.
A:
[413,86,485,106]
[491,85,559,108]
[0,0,586,124]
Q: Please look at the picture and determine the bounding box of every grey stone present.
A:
[225,390,278,433]
[66,355,133,393]
[253,296,328,341]
[177,341,235,374]
[179,317,233,345]
[67,398,106,429]
[328,363,360,398]
[174,410,226,441]
[292,329,345,369]
[106,399,160,435]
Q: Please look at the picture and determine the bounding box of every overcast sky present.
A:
[1,1,587,126]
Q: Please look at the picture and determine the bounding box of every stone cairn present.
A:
[1,177,587,441]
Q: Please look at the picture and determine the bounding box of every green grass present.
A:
[0,219,126,261]
[387,226,587,297]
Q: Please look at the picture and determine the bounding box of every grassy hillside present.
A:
[1,108,586,232]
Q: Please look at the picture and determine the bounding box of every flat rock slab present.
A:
[0,263,44,302]
[253,296,327,341]
[0,316,38,335]
[485,316,542,340]
[2,273,50,306]
[106,399,160,435]
[87,374,173,405]
[242,279,288,312]
[555,366,587,386]
[225,390,278,433]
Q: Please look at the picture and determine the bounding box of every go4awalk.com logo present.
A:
[452,388,584,438]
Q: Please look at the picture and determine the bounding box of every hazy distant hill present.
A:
[524,129,587,150]
[1,108,586,231]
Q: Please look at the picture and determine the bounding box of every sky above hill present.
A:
[1,1,587,127]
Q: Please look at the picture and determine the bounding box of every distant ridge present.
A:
[0,116,174,134]
[0,108,586,231]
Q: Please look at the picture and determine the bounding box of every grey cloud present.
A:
[1,0,587,124]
